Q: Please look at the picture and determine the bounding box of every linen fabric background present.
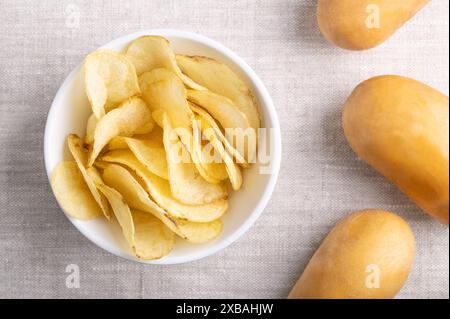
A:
[0,0,448,299]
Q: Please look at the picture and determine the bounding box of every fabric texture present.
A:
[0,0,448,299]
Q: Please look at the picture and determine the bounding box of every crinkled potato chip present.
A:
[187,90,250,132]
[125,36,205,91]
[190,103,248,168]
[85,50,141,119]
[109,126,164,151]
[101,151,228,223]
[102,162,178,229]
[95,181,136,250]
[123,138,168,179]
[51,161,102,220]
[162,112,228,205]
[176,55,260,131]
[88,97,154,166]
[192,118,228,183]
[67,134,111,219]
[102,163,224,243]
[188,90,256,163]
[197,115,243,191]
[132,209,175,260]
[139,68,193,148]
[175,218,223,244]
[85,114,97,144]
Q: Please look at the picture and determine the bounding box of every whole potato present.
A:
[317,0,430,50]
[343,76,449,225]
[289,210,416,299]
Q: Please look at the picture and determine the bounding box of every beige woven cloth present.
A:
[0,0,448,299]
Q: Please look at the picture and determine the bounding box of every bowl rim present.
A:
[44,29,282,265]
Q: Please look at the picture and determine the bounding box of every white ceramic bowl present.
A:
[44,29,281,264]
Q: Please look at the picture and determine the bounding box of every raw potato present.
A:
[132,210,175,260]
[289,210,416,299]
[162,112,228,205]
[84,50,141,118]
[67,134,111,219]
[88,97,154,166]
[176,55,260,132]
[317,0,430,50]
[102,163,224,243]
[125,36,205,90]
[343,76,449,225]
[51,161,102,220]
[101,151,228,223]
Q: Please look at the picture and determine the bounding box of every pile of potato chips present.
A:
[51,36,260,260]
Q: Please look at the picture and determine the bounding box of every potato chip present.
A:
[188,90,256,163]
[162,112,228,205]
[191,118,228,183]
[84,50,140,119]
[187,90,250,132]
[132,209,175,260]
[175,218,223,244]
[85,114,97,144]
[67,134,111,219]
[123,138,168,179]
[125,36,205,90]
[190,103,248,167]
[139,68,193,148]
[101,151,228,223]
[109,126,164,151]
[197,115,243,191]
[88,97,154,166]
[51,161,102,220]
[176,55,260,131]
[95,182,136,250]
[102,163,224,242]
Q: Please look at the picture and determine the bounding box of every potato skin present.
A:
[289,210,416,299]
[343,76,449,225]
[317,0,430,50]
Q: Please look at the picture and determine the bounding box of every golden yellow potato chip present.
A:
[191,117,228,183]
[176,55,260,131]
[85,114,97,144]
[162,112,228,205]
[108,126,164,151]
[84,50,141,119]
[187,90,250,132]
[51,161,102,220]
[190,103,248,167]
[95,182,136,249]
[132,210,175,260]
[102,163,224,243]
[88,97,154,166]
[175,218,223,244]
[188,90,256,163]
[122,138,168,179]
[197,115,243,191]
[67,134,111,219]
[139,68,193,148]
[101,151,228,223]
[125,36,205,90]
